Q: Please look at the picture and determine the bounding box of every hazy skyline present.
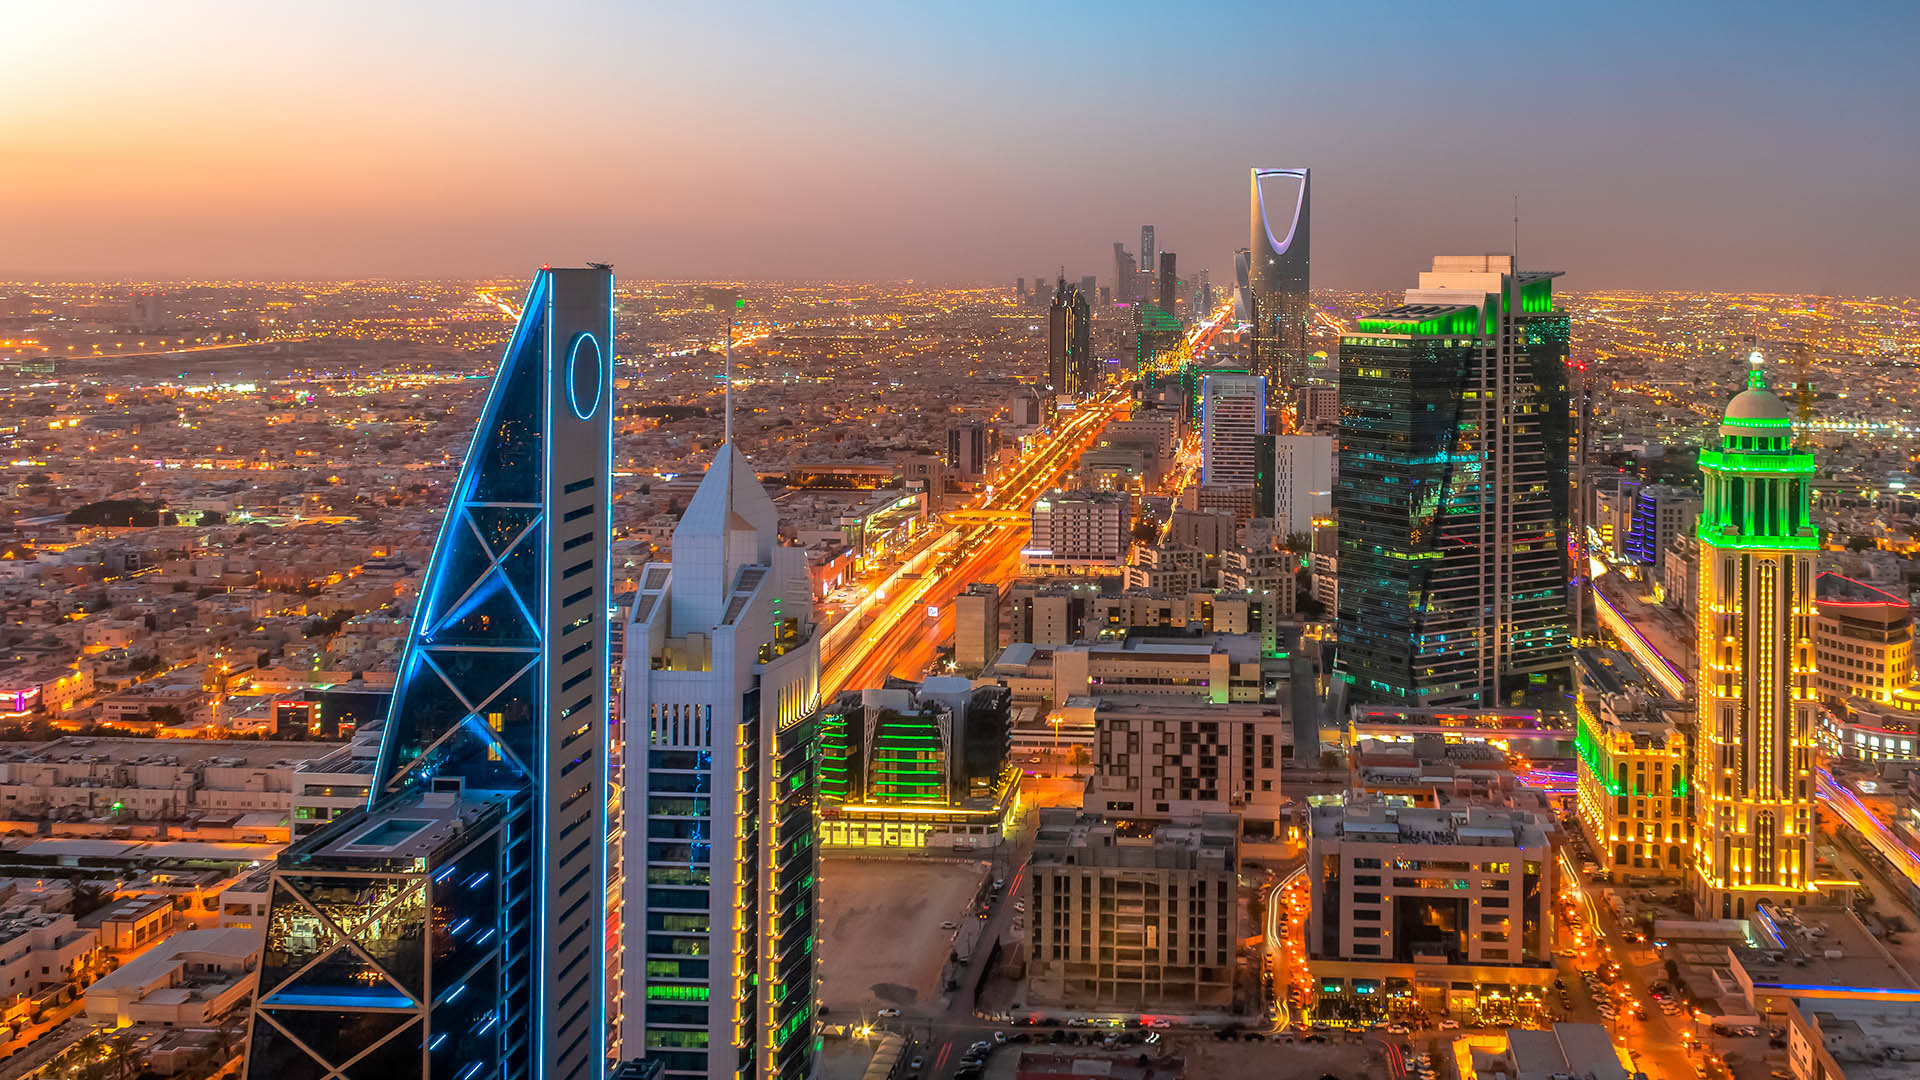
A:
[5,1,1917,293]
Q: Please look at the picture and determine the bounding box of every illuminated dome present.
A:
[1724,386,1790,422]
[1721,349,1791,430]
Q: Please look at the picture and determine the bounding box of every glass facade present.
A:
[1249,168,1310,421]
[1335,276,1571,709]
[244,268,613,1080]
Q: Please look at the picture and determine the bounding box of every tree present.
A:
[1847,535,1876,552]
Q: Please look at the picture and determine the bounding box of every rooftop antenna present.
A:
[723,301,734,445]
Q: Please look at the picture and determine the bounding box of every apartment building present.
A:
[1124,544,1209,596]
[1086,699,1287,834]
[1027,810,1239,1009]
[1812,572,1913,706]
[1026,490,1131,572]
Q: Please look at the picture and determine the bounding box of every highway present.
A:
[818,297,1239,698]
[820,389,1130,696]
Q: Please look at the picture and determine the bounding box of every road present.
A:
[820,388,1131,697]
[1818,767,1920,898]
[819,297,1238,697]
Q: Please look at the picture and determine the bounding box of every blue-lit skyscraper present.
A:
[620,438,821,1079]
[244,267,615,1080]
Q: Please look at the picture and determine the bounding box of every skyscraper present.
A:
[1079,274,1097,302]
[1113,243,1136,304]
[1140,225,1155,280]
[243,267,615,1080]
[1690,355,1819,919]
[1016,277,1026,303]
[1335,255,1571,709]
[1270,434,1334,535]
[1233,248,1251,322]
[1158,251,1176,311]
[1200,373,1267,487]
[620,438,821,1079]
[1047,276,1093,397]
[1249,168,1310,425]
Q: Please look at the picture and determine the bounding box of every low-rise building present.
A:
[83,926,258,1027]
[0,911,97,1012]
[1572,649,1691,877]
[1026,810,1238,1009]
[1306,797,1557,1016]
[982,634,1265,707]
[1124,544,1208,596]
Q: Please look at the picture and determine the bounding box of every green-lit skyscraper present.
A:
[1335,255,1572,709]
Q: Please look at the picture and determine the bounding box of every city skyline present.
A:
[6,3,1920,293]
[2,6,1918,1080]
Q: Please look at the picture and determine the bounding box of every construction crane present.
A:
[1791,341,1815,448]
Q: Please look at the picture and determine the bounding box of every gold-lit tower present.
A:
[1691,352,1820,919]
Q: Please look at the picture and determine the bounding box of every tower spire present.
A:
[724,304,734,445]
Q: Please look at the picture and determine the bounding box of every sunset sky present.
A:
[4,1,1916,292]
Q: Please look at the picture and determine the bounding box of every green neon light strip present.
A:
[1696,526,1819,551]
[1698,449,1815,474]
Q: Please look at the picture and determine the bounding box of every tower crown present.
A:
[1720,351,1793,445]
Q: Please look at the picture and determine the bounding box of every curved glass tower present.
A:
[244,267,615,1080]
[1249,167,1310,425]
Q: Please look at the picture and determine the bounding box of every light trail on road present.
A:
[1818,767,1920,894]
[819,388,1129,697]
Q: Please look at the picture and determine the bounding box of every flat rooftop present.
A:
[1740,904,1919,998]
[303,786,512,865]
[0,736,346,770]
[1310,797,1551,849]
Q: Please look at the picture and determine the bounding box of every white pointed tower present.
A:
[619,431,822,1080]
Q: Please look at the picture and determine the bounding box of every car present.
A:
[940,921,958,929]
[876,1008,901,1018]
[1439,1018,1460,1030]
[1386,1023,1410,1034]
[1014,902,1027,913]
[994,1031,1009,1044]
[1145,1018,1171,1029]
[909,1058,923,1070]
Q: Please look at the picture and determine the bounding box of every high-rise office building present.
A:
[1113,243,1136,304]
[1335,255,1572,709]
[1079,274,1097,302]
[1158,251,1177,311]
[1249,168,1310,424]
[243,267,614,1080]
[1047,276,1093,397]
[1690,357,1819,919]
[620,438,821,1077]
[947,421,996,481]
[1016,277,1026,304]
[1270,434,1333,535]
[1140,226,1155,281]
[955,582,1002,672]
[1200,373,1266,487]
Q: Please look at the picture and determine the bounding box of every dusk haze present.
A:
[1,4,1917,1080]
